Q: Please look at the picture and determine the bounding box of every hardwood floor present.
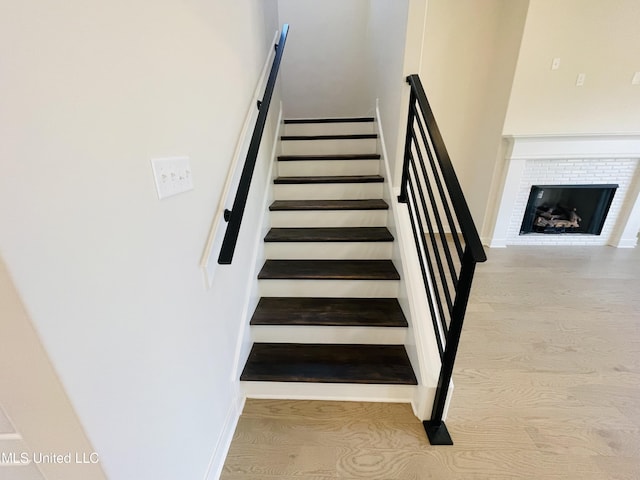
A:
[222,245,640,479]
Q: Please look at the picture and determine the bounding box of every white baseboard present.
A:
[203,392,245,480]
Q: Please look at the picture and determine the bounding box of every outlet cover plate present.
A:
[151,156,194,199]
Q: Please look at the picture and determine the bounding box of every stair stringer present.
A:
[229,104,285,386]
[374,103,445,422]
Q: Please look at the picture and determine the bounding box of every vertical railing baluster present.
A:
[423,246,476,445]
[398,90,416,204]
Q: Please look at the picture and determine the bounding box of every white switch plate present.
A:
[551,58,561,70]
[151,156,194,199]
[576,73,586,86]
[632,72,640,85]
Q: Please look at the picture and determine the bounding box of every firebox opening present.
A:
[520,184,617,235]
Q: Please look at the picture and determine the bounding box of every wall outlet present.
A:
[551,58,561,70]
[632,72,640,85]
[151,156,194,199]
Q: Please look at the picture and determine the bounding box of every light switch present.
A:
[551,58,561,70]
[576,73,586,86]
[632,72,640,85]
[151,156,194,199]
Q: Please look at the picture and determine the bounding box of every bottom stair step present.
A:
[240,343,417,385]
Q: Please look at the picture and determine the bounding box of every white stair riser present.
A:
[278,159,380,177]
[251,325,406,344]
[281,138,377,155]
[242,381,415,403]
[273,183,383,200]
[284,121,375,136]
[258,279,399,298]
[269,210,388,228]
[264,242,392,260]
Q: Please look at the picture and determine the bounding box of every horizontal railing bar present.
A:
[407,75,486,263]
[218,24,289,265]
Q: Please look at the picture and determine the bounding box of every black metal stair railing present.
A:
[218,24,289,265]
[398,74,487,445]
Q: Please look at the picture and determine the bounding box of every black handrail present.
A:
[218,24,289,265]
[399,74,487,445]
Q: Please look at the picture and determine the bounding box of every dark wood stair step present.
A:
[284,117,374,124]
[258,260,400,281]
[274,175,384,184]
[278,153,381,161]
[281,134,377,141]
[240,343,417,384]
[269,199,388,211]
[251,297,407,327]
[264,227,393,243]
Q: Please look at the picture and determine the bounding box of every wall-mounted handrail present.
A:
[218,24,289,265]
[399,74,487,445]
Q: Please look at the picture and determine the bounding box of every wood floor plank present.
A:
[240,399,415,421]
[223,246,640,479]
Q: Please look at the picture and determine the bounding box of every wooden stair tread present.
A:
[251,297,407,327]
[274,175,383,184]
[240,343,417,384]
[264,227,393,243]
[281,134,377,141]
[269,199,388,211]
[258,260,400,280]
[284,117,374,124]
[278,154,381,161]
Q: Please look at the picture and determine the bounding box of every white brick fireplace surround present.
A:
[490,135,640,248]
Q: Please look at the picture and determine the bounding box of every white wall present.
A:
[0,1,279,479]
[420,0,529,231]
[504,0,640,135]
[277,0,372,118]
[367,0,423,186]
[1,259,106,480]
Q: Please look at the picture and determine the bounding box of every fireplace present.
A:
[490,135,640,247]
[520,185,618,235]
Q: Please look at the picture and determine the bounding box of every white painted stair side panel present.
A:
[251,325,406,344]
[242,382,415,403]
[284,121,375,136]
[264,242,392,260]
[278,159,380,177]
[273,182,383,200]
[269,210,388,228]
[258,279,399,298]
[281,138,378,155]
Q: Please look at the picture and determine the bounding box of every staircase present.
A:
[240,117,418,400]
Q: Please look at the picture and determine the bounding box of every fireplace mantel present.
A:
[490,135,640,248]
